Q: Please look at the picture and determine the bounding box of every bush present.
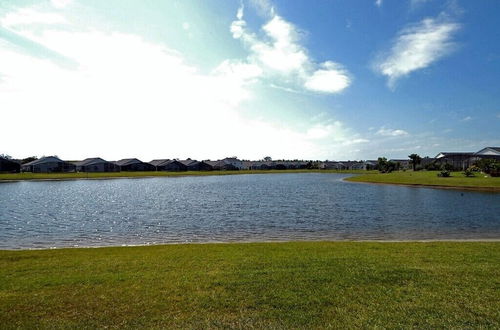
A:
[438,170,451,177]
[424,162,440,171]
[442,163,454,171]
[463,168,475,177]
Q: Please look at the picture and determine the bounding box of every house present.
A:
[150,159,187,171]
[243,161,273,170]
[73,158,120,172]
[21,156,76,173]
[320,161,344,170]
[114,158,155,171]
[389,159,410,170]
[179,160,213,171]
[0,157,21,173]
[434,152,474,170]
[474,147,500,160]
[222,157,244,170]
[364,160,378,170]
[207,158,244,170]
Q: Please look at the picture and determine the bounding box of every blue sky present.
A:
[0,0,499,161]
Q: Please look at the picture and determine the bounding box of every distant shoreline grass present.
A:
[0,169,373,182]
[345,170,500,191]
[0,241,498,328]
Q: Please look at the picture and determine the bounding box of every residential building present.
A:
[0,157,20,173]
[73,158,120,172]
[114,158,155,171]
[21,156,76,173]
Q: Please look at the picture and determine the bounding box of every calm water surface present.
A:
[0,173,499,249]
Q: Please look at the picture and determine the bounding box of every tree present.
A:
[377,157,388,172]
[21,156,38,164]
[408,153,422,171]
[0,154,12,160]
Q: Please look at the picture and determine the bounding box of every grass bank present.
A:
[1,242,499,328]
[345,170,500,191]
[0,169,374,182]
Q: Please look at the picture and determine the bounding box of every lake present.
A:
[0,173,499,249]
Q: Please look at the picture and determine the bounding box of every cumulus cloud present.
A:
[376,128,409,137]
[375,15,460,88]
[304,61,351,93]
[229,6,351,94]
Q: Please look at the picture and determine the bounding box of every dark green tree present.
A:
[408,153,422,171]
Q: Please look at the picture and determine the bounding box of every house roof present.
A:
[435,152,474,158]
[149,159,170,167]
[23,156,63,166]
[73,157,110,166]
[114,158,144,166]
[475,147,500,156]
[179,159,198,166]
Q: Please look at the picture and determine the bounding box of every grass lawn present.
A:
[0,169,375,181]
[346,170,500,190]
[1,242,499,328]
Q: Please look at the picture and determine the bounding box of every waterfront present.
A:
[1,173,499,249]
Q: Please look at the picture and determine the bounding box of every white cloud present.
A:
[375,0,383,8]
[230,6,351,94]
[461,116,472,122]
[0,8,67,27]
[304,61,351,93]
[411,0,432,9]
[375,15,460,88]
[0,4,361,161]
[376,128,409,137]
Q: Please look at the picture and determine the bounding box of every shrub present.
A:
[438,170,451,177]
[442,163,454,171]
[463,168,475,177]
[424,162,440,171]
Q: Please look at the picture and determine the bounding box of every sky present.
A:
[1,0,499,161]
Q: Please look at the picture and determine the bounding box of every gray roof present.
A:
[73,157,110,166]
[114,158,144,166]
[179,159,198,166]
[23,156,63,166]
[149,159,170,167]
[436,152,474,158]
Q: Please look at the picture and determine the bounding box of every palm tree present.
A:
[408,154,422,171]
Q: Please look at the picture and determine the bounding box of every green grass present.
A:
[1,242,499,328]
[0,169,375,181]
[346,170,500,190]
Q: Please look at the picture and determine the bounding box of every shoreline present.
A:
[344,177,500,192]
[0,169,359,183]
[2,170,499,192]
[3,238,500,251]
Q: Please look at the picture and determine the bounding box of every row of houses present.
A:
[2,147,499,173]
[1,156,379,173]
[435,147,500,170]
